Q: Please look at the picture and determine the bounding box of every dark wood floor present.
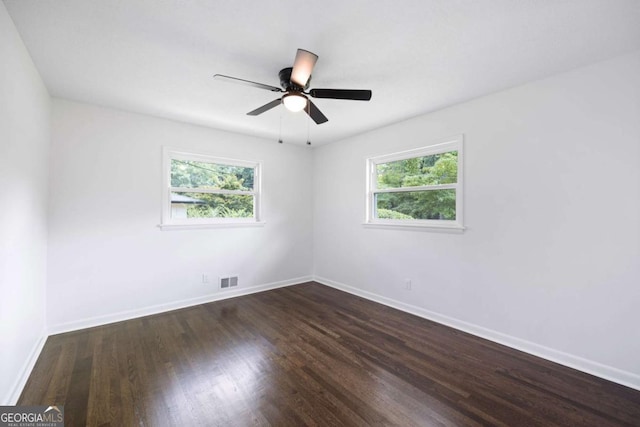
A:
[20,282,640,426]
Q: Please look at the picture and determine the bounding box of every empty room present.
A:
[1,0,639,425]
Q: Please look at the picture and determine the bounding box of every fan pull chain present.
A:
[278,113,283,144]
[306,102,311,146]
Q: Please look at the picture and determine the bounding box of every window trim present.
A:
[364,135,464,231]
[159,147,264,230]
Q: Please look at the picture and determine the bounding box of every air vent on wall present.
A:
[220,276,238,290]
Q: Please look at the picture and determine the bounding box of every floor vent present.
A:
[220,276,238,289]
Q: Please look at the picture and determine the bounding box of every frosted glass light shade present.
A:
[282,93,307,112]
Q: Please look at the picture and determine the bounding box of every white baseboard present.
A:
[48,276,312,335]
[5,331,47,405]
[313,275,640,392]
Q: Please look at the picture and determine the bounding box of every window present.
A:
[160,148,262,229]
[365,135,464,230]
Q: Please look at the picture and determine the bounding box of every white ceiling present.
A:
[4,1,640,146]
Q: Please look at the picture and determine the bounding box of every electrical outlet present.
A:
[202,274,210,284]
[404,279,412,290]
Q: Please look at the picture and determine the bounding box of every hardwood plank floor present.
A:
[19,282,640,426]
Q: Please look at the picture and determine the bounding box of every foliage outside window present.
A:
[366,136,463,230]
[161,148,262,229]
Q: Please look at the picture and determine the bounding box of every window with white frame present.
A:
[161,148,262,229]
[366,136,463,229]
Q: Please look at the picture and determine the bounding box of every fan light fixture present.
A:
[213,48,372,125]
[282,93,307,112]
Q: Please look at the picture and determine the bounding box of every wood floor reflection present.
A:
[19,282,640,426]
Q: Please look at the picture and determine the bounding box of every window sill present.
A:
[158,221,266,231]
[362,222,465,233]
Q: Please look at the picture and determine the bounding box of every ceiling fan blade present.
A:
[291,49,318,88]
[305,100,328,124]
[309,88,372,101]
[214,74,282,92]
[247,98,282,116]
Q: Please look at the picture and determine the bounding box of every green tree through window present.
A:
[375,152,458,220]
[170,159,254,218]
[162,149,262,227]
[367,136,463,229]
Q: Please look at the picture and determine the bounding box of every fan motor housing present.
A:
[279,67,310,91]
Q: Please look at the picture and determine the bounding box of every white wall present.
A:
[0,3,51,404]
[313,52,640,387]
[48,100,313,331]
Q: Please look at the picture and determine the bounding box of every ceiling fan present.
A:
[213,49,372,124]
